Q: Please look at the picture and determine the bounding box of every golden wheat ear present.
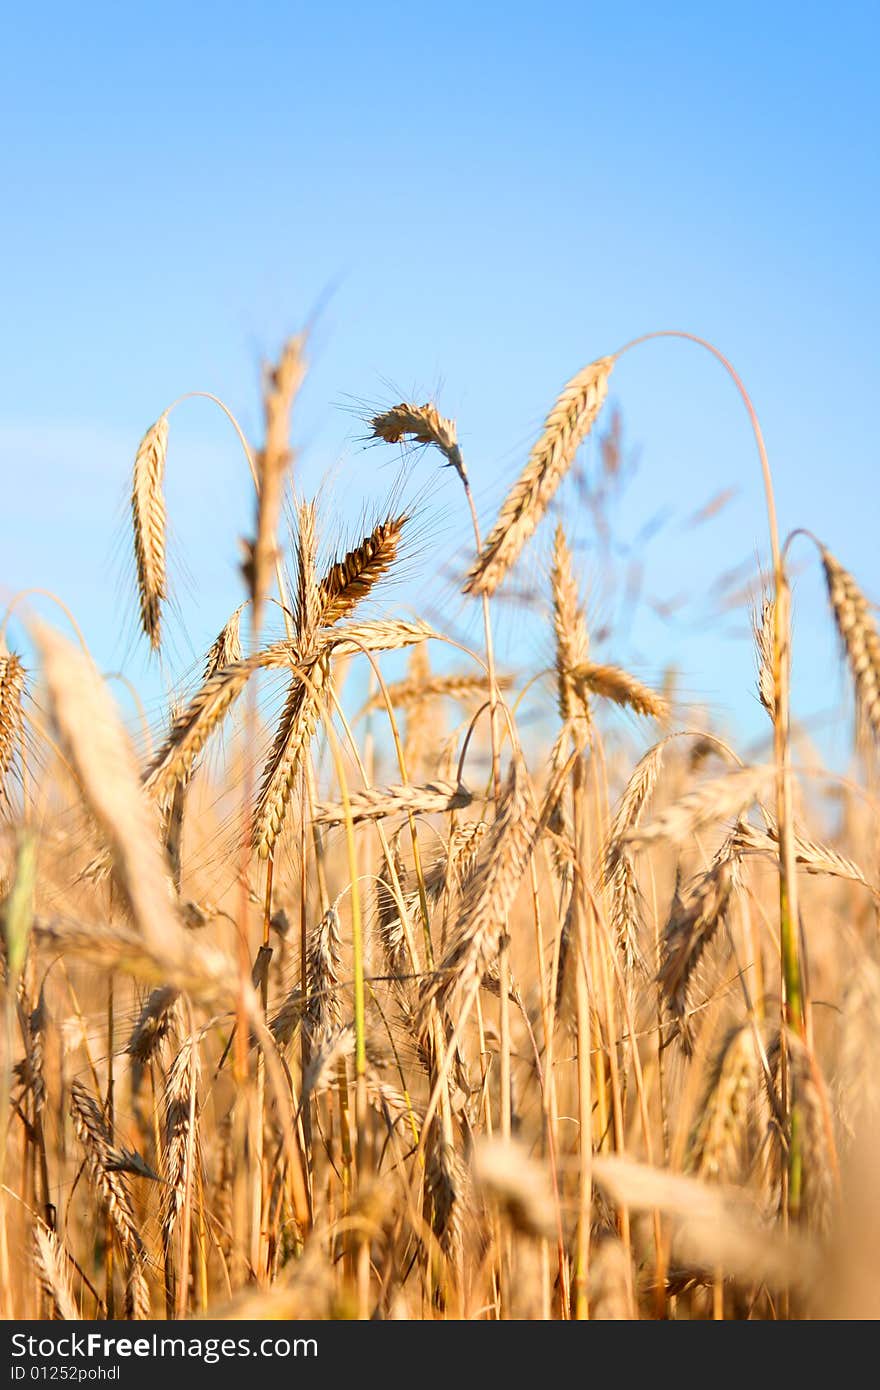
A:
[301,905,343,1049]
[33,1224,79,1321]
[464,355,614,596]
[312,778,473,826]
[685,1021,769,1185]
[550,524,590,729]
[293,497,321,643]
[203,603,246,678]
[160,1034,201,1249]
[317,512,409,626]
[572,661,668,720]
[821,546,880,744]
[0,645,25,798]
[252,657,328,859]
[369,402,463,477]
[131,413,169,650]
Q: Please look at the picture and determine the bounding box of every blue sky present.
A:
[1,2,878,758]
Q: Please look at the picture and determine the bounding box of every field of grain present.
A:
[1,330,878,1321]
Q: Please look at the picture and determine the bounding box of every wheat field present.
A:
[1,329,878,1322]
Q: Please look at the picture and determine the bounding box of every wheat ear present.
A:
[302,905,343,1049]
[420,762,538,1024]
[686,1021,770,1184]
[253,658,328,859]
[313,780,472,827]
[659,836,740,1048]
[203,604,245,679]
[33,1224,78,1321]
[161,1034,201,1248]
[464,356,614,595]
[69,1080,144,1265]
[821,546,880,744]
[551,524,591,733]
[131,414,169,649]
[0,646,25,798]
[572,662,668,720]
[317,514,408,626]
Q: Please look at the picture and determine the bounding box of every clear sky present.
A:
[1,2,878,758]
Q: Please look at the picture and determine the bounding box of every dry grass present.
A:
[1,330,878,1324]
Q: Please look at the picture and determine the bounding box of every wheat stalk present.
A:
[269,986,304,1049]
[753,596,776,719]
[22,988,47,1119]
[768,1031,835,1234]
[604,743,666,866]
[375,832,414,986]
[33,915,229,1000]
[302,1023,354,1102]
[602,743,666,973]
[124,1265,151,1321]
[424,1118,466,1257]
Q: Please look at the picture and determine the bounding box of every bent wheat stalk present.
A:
[614,330,803,1041]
